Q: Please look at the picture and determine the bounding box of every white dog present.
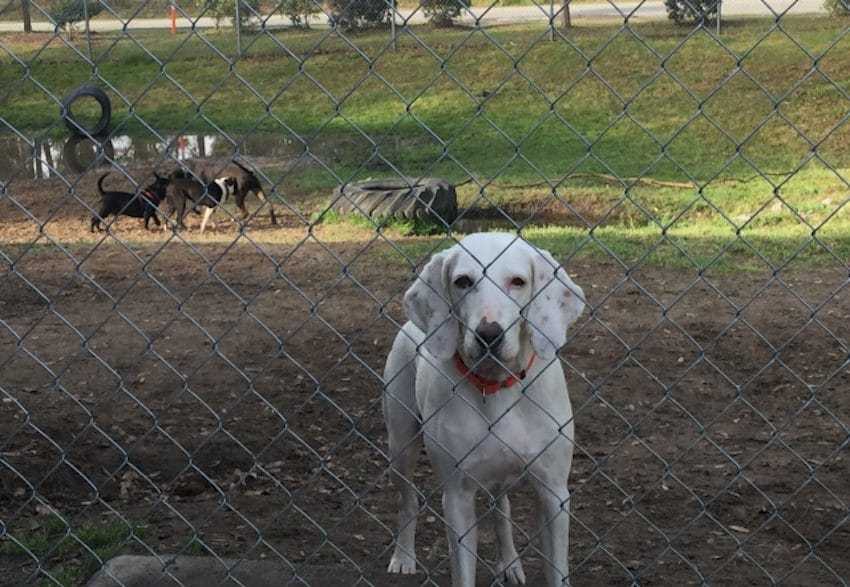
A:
[197,177,238,234]
[383,232,586,586]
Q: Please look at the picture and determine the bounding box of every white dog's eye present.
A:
[510,277,526,287]
[454,275,473,289]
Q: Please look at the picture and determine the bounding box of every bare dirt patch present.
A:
[1,176,849,586]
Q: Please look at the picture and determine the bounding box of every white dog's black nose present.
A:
[475,322,504,351]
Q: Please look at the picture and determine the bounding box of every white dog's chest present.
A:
[416,361,574,484]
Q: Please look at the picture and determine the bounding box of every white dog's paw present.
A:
[498,557,526,585]
[387,550,416,575]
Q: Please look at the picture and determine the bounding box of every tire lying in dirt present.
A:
[63,134,115,174]
[61,85,112,137]
[331,177,458,225]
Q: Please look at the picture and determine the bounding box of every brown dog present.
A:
[232,159,277,225]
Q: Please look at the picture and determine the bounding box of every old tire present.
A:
[62,85,111,137]
[331,177,458,224]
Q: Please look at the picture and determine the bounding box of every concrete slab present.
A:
[85,555,428,586]
[86,555,325,587]
[86,555,280,586]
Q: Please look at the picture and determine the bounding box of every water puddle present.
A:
[0,132,299,181]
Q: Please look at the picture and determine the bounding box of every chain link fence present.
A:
[1,0,849,585]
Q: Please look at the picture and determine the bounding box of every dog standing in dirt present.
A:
[90,171,169,232]
[164,169,238,232]
[232,160,277,226]
[383,233,585,586]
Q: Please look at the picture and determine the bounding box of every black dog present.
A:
[164,169,238,231]
[90,172,169,232]
[232,160,277,225]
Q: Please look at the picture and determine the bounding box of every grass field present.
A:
[1,16,850,270]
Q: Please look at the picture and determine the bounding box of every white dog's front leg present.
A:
[383,328,422,575]
[199,206,214,233]
[495,493,525,585]
[535,479,570,586]
[386,444,419,574]
[443,483,478,587]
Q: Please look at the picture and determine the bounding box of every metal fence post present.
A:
[716,0,722,34]
[391,0,397,51]
[82,0,93,59]
[235,0,242,57]
[550,0,555,40]
[21,0,32,33]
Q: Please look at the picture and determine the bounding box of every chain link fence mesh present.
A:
[0,0,849,585]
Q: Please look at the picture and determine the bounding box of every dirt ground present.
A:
[1,175,849,586]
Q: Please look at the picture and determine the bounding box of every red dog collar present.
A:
[142,189,161,203]
[453,352,536,396]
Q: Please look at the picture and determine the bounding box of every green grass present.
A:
[3,17,848,183]
[3,16,850,271]
[310,204,850,273]
[0,513,146,586]
[279,158,850,271]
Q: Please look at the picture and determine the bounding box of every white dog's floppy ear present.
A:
[403,249,457,360]
[526,248,586,359]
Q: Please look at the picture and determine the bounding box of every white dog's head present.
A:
[404,233,585,377]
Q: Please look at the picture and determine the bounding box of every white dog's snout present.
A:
[474,320,505,349]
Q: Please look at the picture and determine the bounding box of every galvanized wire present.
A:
[0,0,848,585]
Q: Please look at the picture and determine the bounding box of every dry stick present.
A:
[455,170,800,190]
[456,174,693,190]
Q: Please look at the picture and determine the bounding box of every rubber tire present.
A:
[62,85,111,137]
[331,177,458,224]
[63,135,115,174]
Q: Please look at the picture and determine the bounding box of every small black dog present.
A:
[164,169,238,231]
[232,160,277,225]
[90,172,169,232]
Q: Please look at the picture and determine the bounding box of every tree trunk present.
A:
[34,140,43,179]
[562,0,571,27]
[43,140,54,171]
[22,0,32,33]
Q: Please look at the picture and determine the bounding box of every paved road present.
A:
[0,0,826,32]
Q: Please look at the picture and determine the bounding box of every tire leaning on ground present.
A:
[61,85,112,137]
[331,177,459,224]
